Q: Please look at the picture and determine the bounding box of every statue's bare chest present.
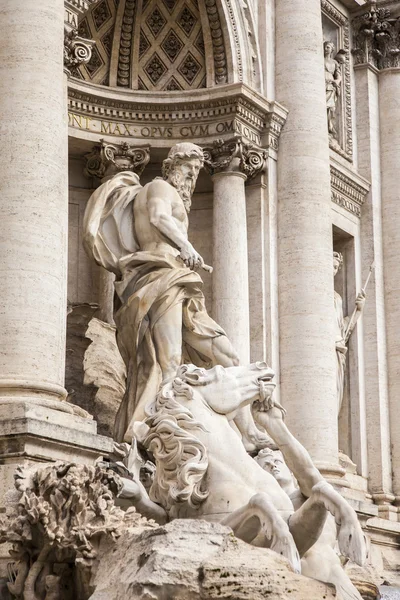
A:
[171,195,188,228]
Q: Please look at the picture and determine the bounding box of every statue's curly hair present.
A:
[161,143,204,179]
[143,370,209,518]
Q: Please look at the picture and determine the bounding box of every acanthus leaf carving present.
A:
[352,4,400,70]
[84,140,151,180]
[203,135,267,179]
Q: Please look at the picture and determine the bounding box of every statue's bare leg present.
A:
[220,493,301,573]
[183,330,275,450]
[152,303,184,381]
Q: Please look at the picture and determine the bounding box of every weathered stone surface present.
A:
[66,303,99,423]
[83,317,126,438]
[380,587,400,600]
[89,519,336,600]
[66,306,125,437]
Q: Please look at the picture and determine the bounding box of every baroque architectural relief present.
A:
[84,140,150,179]
[352,4,400,69]
[1,0,400,597]
[321,0,353,160]
[203,136,267,178]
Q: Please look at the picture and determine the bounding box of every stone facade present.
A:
[0,0,400,597]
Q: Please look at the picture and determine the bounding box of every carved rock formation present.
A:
[89,519,336,600]
[0,462,153,600]
[83,317,126,437]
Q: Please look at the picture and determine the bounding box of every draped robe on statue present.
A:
[83,172,225,442]
[334,290,348,414]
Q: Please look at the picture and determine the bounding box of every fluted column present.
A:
[204,138,267,364]
[0,0,68,406]
[275,0,339,471]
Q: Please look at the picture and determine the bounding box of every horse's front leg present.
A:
[220,493,301,573]
[311,481,367,566]
[289,481,366,565]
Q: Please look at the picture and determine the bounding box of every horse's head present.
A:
[174,362,276,417]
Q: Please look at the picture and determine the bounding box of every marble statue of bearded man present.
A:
[83,143,269,449]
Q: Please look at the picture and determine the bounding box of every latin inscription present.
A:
[65,9,78,28]
[68,112,261,145]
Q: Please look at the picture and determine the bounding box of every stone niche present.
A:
[321,0,353,161]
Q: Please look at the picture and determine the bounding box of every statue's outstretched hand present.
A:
[179,241,204,270]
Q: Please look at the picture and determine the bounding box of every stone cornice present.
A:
[330,158,370,217]
[67,80,288,156]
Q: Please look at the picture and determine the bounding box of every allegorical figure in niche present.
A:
[324,41,346,137]
[83,142,271,450]
[334,252,366,414]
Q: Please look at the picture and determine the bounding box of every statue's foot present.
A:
[243,430,278,453]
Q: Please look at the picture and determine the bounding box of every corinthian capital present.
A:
[203,136,267,180]
[352,4,400,69]
[84,141,151,181]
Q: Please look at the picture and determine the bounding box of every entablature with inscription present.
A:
[67,80,288,158]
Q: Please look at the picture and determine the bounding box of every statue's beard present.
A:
[169,171,195,212]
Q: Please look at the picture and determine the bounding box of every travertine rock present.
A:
[83,317,126,437]
[89,519,336,600]
[66,303,99,423]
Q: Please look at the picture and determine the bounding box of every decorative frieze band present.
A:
[352,4,400,70]
[203,136,267,179]
[330,163,370,218]
[67,81,288,155]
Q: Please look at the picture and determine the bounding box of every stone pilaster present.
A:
[275,0,340,474]
[203,137,267,364]
[353,1,400,512]
[379,67,400,508]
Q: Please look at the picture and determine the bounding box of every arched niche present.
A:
[72,0,262,91]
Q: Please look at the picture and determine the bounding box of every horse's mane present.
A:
[142,369,209,518]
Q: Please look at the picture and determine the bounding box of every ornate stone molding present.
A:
[204,0,228,84]
[117,0,137,87]
[265,107,287,153]
[330,161,370,217]
[226,0,243,82]
[64,28,96,75]
[203,136,267,179]
[65,0,101,31]
[67,81,288,156]
[352,4,400,69]
[84,140,150,179]
[321,0,353,161]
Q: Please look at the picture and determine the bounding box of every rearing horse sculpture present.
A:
[134,362,366,575]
